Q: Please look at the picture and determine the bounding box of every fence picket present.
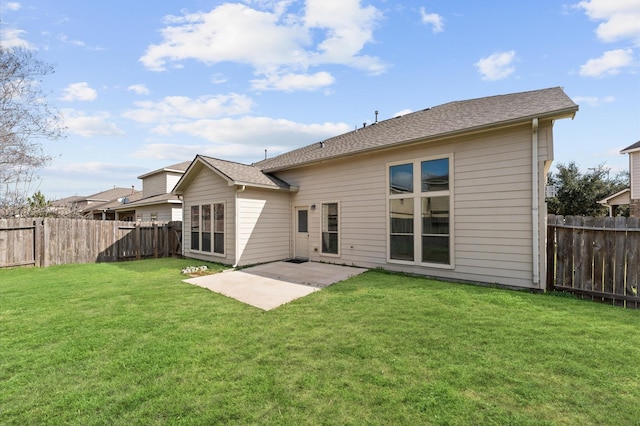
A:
[0,218,182,269]
[626,217,639,309]
[547,215,640,309]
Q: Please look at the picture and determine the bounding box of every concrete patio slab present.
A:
[183,261,368,310]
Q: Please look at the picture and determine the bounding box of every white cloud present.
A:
[251,71,335,91]
[579,48,634,77]
[127,84,150,95]
[60,82,98,102]
[139,0,385,90]
[575,0,640,45]
[62,110,124,137]
[128,116,351,163]
[6,2,21,11]
[0,28,34,49]
[123,93,253,123]
[57,33,104,50]
[572,95,616,106]
[420,8,444,33]
[155,116,351,146]
[474,50,516,81]
[394,109,413,117]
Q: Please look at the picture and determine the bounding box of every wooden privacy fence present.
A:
[547,214,640,308]
[0,218,182,269]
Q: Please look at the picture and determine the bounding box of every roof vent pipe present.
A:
[319,141,325,148]
[375,110,379,123]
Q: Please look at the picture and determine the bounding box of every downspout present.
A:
[233,185,246,267]
[531,118,540,287]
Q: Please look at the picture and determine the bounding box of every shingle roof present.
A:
[621,140,640,154]
[255,87,578,172]
[111,193,181,210]
[138,161,191,179]
[198,156,290,190]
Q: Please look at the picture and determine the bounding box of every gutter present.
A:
[233,185,246,267]
[531,118,540,287]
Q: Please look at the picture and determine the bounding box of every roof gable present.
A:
[173,155,291,194]
[255,87,578,172]
[621,140,640,154]
[138,161,191,179]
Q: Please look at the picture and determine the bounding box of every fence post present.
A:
[34,219,44,267]
[154,223,159,259]
[135,223,141,260]
[163,224,169,258]
[546,215,555,291]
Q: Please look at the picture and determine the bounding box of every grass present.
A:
[1,258,639,425]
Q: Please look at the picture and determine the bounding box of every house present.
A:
[112,161,189,221]
[173,87,579,290]
[621,141,640,217]
[598,188,630,217]
[52,187,140,219]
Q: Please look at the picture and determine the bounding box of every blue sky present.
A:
[1,0,639,199]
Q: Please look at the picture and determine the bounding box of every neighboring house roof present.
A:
[620,140,640,154]
[598,188,631,206]
[84,187,139,203]
[174,155,292,193]
[255,87,578,172]
[111,193,181,211]
[137,161,191,179]
[86,191,144,212]
[51,195,85,207]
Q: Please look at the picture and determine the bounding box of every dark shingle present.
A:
[255,87,578,172]
[199,156,290,190]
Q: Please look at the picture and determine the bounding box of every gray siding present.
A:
[274,122,551,288]
[135,205,182,222]
[142,174,166,198]
[631,152,640,200]
[182,165,236,265]
[236,188,290,266]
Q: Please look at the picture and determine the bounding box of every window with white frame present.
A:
[388,155,452,266]
[321,202,339,255]
[190,203,224,255]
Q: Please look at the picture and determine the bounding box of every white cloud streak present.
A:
[474,50,516,81]
[420,8,444,33]
[0,28,34,49]
[572,95,616,106]
[579,48,634,77]
[575,0,640,45]
[60,82,98,102]
[127,84,150,95]
[123,93,254,123]
[62,109,125,137]
[251,71,335,91]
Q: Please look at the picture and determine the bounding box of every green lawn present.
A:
[1,259,639,425]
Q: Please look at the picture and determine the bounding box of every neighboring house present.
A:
[52,187,140,219]
[621,141,640,217]
[112,161,189,222]
[173,87,579,290]
[598,188,630,217]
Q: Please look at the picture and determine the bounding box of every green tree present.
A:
[547,162,629,216]
[26,190,52,217]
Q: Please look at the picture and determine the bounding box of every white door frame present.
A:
[294,206,309,259]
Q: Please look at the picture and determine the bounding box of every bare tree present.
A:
[0,46,65,217]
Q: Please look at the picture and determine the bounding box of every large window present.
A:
[388,156,452,266]
[190,203,224,255]
[321,202,339,255]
